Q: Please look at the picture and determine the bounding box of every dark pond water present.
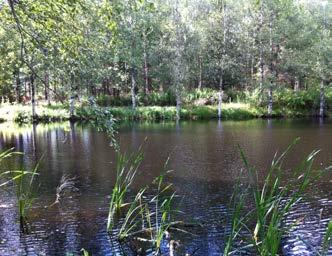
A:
[0,119,331,255]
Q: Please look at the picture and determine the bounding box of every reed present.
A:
[238,138,325,255]
[143,168,177,252]
[223,170,250,255]
[107,148,144,231]
[0,148,40,231]
[107,153,179,254]
[321,219,332,256]
[117,175,177,254]
[14,161,40,231]
[0,148,19,187]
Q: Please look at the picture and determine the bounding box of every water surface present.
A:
[0,119,331,255]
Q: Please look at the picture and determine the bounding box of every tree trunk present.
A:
[69,74,75,118]
[258,1,265,95]
[218,91,223,119]
[319,79,325,117]
[218,1,227,119]
[30,74,36,120]
[294,77,300,91]
[173,0,182,121]
[69,96,75,117]
[176,89,181,120]
[267,12,273,117]
[44,72,50,104]
[24,77,27,98]
[15,69,21,104]
[198,55,202,89]
[143,33,149,95]
[267,84,273,116]
[131,67,136,110]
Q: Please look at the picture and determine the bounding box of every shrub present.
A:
[14,110,31,124]
[139,90,176,106]
[96,94,132,107]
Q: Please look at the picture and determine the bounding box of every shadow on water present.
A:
[0,119,331,255]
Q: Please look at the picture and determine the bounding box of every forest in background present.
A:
[0,0,331,120]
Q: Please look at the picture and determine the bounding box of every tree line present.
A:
[0,0,331,117]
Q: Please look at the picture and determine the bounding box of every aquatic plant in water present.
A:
[321,219,332,256]
[116,172,177,254]
[107,148,144,231]
[14,160,40,231]
[224,138,328,255]
[107,151,181,254]
[0,148,40,232]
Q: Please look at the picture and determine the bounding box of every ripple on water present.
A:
[282,198,332,256]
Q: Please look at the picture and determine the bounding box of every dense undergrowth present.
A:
[1,87,332,124]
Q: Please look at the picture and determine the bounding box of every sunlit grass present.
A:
[100,104,257,121]
[0,103,69,123]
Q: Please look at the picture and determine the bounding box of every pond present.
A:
[0,119,331,255]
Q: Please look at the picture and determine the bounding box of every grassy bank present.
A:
[76,103,258,121]
[0,102,330,124]
[0,104,69,123]
[1,86,332,124]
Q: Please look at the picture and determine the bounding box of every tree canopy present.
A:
[0,0,331,115]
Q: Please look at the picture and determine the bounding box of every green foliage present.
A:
[321,219,332,256]
[0,148,40,232]
[273,88,320,111]
[76,104,117,147]
[107,150,179,254]
[10,105,69,124]
[14,110,31,124]
[96,95,132,107]
[80,249,90,256]
[107,148,144,231]
[226,139,327,255]
[76,104,256,122]
[245,86,332,117]
[14,162,40,231]
[139,90,176,106]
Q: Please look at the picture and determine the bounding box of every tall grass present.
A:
[223,170,250,255]
[321,219,332,256]
[0,148,40,231]
[116,171,177,254]
[106,151,179,254]
[107,148,144,231]
[14,162,39,231]
[144,165,176,252]
[224,139,327,255]
[0,148,20,187]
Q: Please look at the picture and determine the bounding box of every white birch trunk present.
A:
[198,55,202,89]
[173,0,182,121]
[294,77,300,91]
[267,12,273,117]
[69,96,75,117]
[131,68,136,110]
[218,90,223,119]
[258,1,264,95]
[30,74,36,119]
[319,79,325,117]
[143,32,149,95]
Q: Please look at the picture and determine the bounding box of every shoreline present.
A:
[0,104,329,125]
